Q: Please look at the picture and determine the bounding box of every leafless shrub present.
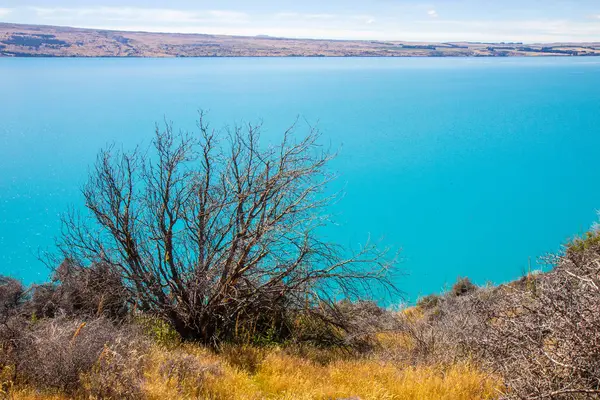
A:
[26,283,59,318]
[0,315,27,385]
[17,317,146,394]
[0,278,29,384]
[335,300,397,331]
[470,249,600,399]
[56,113,399,345]
[391,290,487,365]
[399,241,600,399]
[26,260,129,320]
[330,300,400,349]
[387,277,489,365]
[0,277,26,318]
[54,260,130,319]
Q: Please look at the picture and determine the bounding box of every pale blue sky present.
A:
[1,0,600,42]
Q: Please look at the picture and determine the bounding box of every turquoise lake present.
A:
[2,57,600,302]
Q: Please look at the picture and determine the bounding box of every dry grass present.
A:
[5,391,69,400]
[145,343,500,400]
[6,341,500,400]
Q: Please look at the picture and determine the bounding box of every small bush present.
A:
[450,277,477,297]
[416,294,440,310]
[288,313,346,348]
[136,316,181,348]
[0,277,26,317]
[287,301,399,352]
[566,230,600,255]
[53,260,129,319]
[0,316,28,372]
[21,261,129,321]
[26,283,59,319]
[17,317,146,394]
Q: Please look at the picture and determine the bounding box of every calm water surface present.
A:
[2,57,600,301]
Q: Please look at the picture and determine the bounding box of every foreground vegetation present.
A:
[2,229,600,399]
[2,115,599,398]
[0,319,498,399]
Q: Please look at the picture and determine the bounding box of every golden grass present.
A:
[7,390,70,400]
[9,342,500,400]
[401,306,424,322]
[375,332,416,353]
[145,344,499,400]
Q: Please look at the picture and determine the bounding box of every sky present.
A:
[1,1,600,42]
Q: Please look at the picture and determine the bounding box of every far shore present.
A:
[2,22,600,58]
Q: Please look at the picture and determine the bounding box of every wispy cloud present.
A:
[3,5,600,42]
[0,8,13,18]
[28,7,249,25]
[275,12,336,20]
[415,18,600,42]
[275,12,375,25]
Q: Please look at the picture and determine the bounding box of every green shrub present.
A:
[416,294,440,310]
[136,316,181,348]
[566,230,600,254]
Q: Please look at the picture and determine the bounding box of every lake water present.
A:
[2,57,600,302]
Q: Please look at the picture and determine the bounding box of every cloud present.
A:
[275,12,373,22]
[0,8,13,18]
[206,10,249,22]
[412,18,600,42]
[350,15,377,25]
[4,6,600,42]
[28,7,249,25]
[295,13,337,20]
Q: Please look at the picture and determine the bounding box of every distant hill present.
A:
[1,22,600,57]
